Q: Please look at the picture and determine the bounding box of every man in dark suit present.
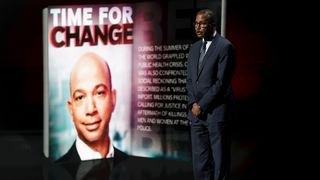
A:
[187,9,236,180]
[56,52,126,163]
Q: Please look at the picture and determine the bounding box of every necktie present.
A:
[198,40,207,74]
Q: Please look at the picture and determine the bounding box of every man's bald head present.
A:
[67,52,117,148]
[69,52,112,95]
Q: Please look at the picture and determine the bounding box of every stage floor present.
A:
[0,132,259,180]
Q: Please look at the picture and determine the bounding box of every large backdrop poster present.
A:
[44,0,222,161]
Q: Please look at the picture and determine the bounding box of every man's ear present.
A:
[67,100,74,122]
[111,90,116,112]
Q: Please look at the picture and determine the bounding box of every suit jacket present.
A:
[56,141,127,164]
[54,142,128,180]
[187,33,236,122]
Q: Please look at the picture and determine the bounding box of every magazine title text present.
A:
[49,6,133,47]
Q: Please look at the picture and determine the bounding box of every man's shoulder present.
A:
[55,142,81,163]
[189,40,202,52]
[114,146,128,158]
[191,39,202,46]
[216,34,234,47]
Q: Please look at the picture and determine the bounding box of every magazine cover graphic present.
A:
[43,4,133,160]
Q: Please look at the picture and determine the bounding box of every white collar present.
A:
[201,30,216,53]
[76,136,114,161]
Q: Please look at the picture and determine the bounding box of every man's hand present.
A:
[192,103,201,117]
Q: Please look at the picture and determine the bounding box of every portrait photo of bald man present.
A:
[56,52,127,163]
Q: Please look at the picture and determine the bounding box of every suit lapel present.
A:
[192,41,202,81]
[197,34,219,78]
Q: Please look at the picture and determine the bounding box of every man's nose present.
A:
[86,96,96,114]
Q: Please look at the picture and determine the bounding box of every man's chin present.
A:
[83,133,101,143]
[196,34,204,38]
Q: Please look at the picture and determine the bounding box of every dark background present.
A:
[0,0,309,179]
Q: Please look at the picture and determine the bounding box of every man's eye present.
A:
[96,91,105,96]
[75,95,83,101]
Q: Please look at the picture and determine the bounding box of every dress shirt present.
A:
[76,136,114,161]
[202,30,217,53]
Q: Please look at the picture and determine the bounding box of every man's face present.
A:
[68,54,116,145]
[194,13,214,39]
